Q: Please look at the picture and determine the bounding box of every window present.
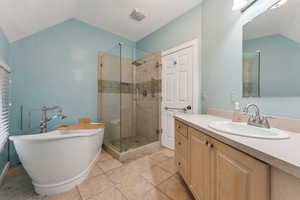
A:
[0,65,10,151]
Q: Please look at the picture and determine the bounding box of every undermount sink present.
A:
[208,121,289,139]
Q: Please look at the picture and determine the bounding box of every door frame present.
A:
[161,39,200,114]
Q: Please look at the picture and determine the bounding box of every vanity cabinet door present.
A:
[188,127,211,200]
[210,139,270,200]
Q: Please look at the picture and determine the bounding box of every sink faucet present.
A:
[243,104,271,129]
[40,106,67,133]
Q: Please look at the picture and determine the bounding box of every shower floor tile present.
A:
[0,148,194,200]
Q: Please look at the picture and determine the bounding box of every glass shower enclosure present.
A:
[98,43,161,152]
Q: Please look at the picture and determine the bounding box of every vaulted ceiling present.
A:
[244,0,300,43]
[0,0,203,42]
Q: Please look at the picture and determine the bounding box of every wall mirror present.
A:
[243,0,300,97]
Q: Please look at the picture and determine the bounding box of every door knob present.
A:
[186,105,192,110]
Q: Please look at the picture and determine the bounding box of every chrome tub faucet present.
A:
[40,106,67,133]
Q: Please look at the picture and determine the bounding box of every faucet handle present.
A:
[248,114,256,122]
[260,115,274,129]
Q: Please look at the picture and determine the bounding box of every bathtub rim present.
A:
[9,128,104,142]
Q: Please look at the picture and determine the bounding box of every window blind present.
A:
[0,65,10,151]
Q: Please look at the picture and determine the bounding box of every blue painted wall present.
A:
[8,19,136,164]
[6,0,300,167]
[202,0,300,119]
[138,0,300,119]
[137,4,202,53]
[0,28,9,174]
[244,34,300,97]
[136,4,202,112]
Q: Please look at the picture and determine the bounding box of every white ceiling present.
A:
[0,0,203,42]
[244,0,300,43]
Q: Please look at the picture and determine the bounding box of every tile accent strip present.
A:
[98,80,161,94]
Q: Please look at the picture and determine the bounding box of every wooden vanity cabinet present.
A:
[175,120,270,200]
[210,135,270,200]
[175,121,188,183]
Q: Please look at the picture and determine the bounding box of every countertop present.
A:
[174,114,300,179]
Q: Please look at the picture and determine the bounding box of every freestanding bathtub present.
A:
[9,128,104,195]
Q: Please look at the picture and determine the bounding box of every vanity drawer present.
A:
[175,131,187,158]
[175,120,188,137]
[175,153,187,181]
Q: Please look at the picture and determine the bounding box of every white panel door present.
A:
[161,46,194,149]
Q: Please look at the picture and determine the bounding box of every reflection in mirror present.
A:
[243,0,300,97]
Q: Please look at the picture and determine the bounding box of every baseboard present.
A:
[160,145,175,151]
[0,162,10,186]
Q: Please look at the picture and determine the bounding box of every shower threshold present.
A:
[103,138,160,162]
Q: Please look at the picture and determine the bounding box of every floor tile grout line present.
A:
[154,158,176,174]
[3,149,176,200]
[114,185,129,200]
[76,186,84,200]
[154,173,179,200]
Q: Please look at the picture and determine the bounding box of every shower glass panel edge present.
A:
[99,44,122,152]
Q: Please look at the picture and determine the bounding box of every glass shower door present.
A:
[133,51,161,147]
[98,43,161,153]
[99,44,122,152]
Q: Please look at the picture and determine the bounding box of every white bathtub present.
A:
[9,128,104,195]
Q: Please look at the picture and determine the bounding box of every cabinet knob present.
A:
[178,162,181,166]
[178,142,182,145]
[205,141,209,145]
[208,143,214,148]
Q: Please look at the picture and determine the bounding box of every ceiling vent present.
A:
[130,9,146,22]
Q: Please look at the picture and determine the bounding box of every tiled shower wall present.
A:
[98,52,161,149]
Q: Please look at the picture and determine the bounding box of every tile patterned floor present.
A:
[0,149,194,200]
